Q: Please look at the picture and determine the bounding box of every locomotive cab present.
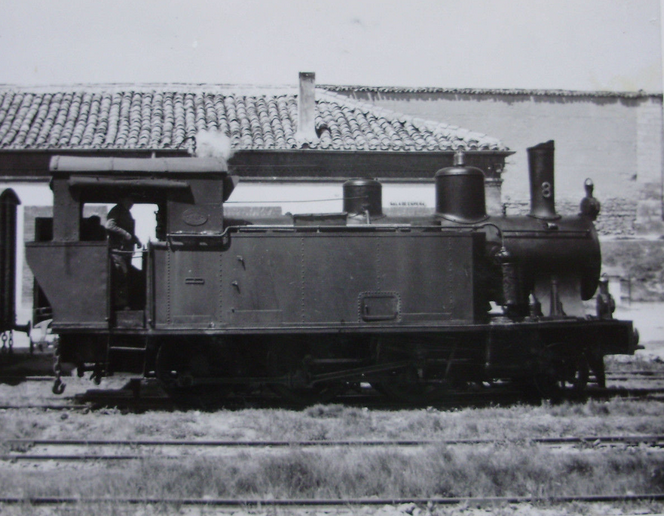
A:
[25,156,232,333]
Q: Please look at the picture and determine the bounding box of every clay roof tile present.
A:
[0,86,508,153]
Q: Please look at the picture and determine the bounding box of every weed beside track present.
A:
[0,366,663,515]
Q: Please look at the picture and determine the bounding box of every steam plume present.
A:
[194,131,234,161]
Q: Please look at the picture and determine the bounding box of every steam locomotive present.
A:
[1,141,638,403]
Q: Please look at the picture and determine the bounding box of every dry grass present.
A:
[1,397,663,514]
[1,399,664,445]
[0,445,662,501]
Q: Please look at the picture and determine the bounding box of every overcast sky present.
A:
[0,0,662,91]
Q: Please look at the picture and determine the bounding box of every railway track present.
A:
[1,382,664,412]
[606,370,664,376]
[605,372,664,382]
[2,434,663,462]
[3,370,664,383]
[67,382,664,408]
[0,493,664,508]
[2,381,662,513]
[0,493,663,508]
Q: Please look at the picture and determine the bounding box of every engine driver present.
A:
[106,196,142,309]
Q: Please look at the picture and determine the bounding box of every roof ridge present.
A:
[321,84,663,99]
[319,89,433,126]
[2,83,660,99]
[319,89,498,145]
[0,83,300,96]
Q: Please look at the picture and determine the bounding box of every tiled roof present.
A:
[0,86,507,152]
[323,85,663,99]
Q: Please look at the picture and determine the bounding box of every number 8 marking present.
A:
[541,181,552,199]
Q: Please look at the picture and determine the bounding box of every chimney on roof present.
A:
[297,72,317,142]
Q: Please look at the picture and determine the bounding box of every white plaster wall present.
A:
[227,181,437,214]
[344,92,663,206]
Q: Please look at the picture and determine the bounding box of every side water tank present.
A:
[0,189,20,332]
[435,152,487,223]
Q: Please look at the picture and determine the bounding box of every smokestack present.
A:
[297,72,317,142]
[527,140,559,220]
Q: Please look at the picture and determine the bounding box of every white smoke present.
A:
[195,131,234,161]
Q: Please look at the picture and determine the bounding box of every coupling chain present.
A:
[0,331,11,354]
[52,341,65,395]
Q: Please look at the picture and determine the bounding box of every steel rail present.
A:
[588,387,664,396]
[0,493,663,507]
[6,434,664,446]
[0,388,662,412]
[606,374,664,381]
[70,386,664,408]
[0,370,660,382]
[0,382,663,413]
[0,376,55,382]
[3,434,663,458]
[606,371,664,376]
[0,404,88,410]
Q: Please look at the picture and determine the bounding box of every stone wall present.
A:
[601,239,664,302]
[505,198,638,237]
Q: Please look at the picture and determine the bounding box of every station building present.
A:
[1,73,663,327]
[0,73,511,323]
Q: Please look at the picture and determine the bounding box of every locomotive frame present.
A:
[10,141,639,403]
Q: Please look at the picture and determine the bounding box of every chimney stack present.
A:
[297,72,317,142]
[527,140,559,220]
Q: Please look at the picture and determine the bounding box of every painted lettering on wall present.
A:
[389,201,426,207]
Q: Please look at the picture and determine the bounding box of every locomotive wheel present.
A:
[373,376,449,405]
[534,352,589,401]
[372,341,449,404]
[557,354,590,397]
[266,342,345,406]
[270,382,345,406]
[155,341,232,401]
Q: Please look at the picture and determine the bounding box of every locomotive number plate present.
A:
[182,208,209,226]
